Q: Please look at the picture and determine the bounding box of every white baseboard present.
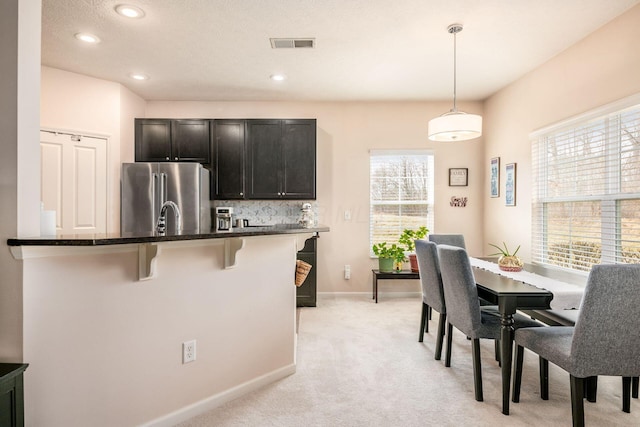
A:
[317,291,421,299]
[140,364,296,427]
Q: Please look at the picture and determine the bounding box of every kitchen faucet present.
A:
[156,201,181,234]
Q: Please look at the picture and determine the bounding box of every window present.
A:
[531,97,640,272]
[370,150,434,254]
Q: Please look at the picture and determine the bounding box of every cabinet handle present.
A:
[165,157,170,160]
[240,192,244,196]
[174,157,179,160]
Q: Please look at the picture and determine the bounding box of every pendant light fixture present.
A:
[428,24,482,142]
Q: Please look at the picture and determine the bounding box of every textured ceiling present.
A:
[41,0,640,102]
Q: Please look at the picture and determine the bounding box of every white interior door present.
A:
[40,130,107,234]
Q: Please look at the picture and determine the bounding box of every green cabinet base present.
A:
[0,363,28,427]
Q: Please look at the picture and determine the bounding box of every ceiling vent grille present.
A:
[270,38,315,49]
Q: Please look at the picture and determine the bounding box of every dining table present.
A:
[469,257,586,415]
[471,265,553,415]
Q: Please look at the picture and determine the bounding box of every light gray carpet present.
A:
[178,294,638,426]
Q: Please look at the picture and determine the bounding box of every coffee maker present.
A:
[215,207,233,232]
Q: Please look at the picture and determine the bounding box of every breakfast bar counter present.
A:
[8,224,329,246]
[8,225,328,426]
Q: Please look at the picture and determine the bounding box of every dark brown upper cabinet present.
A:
[212,120,246,199]
[246,119,316,200]
[135,119,210,163]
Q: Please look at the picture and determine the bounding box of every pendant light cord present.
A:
[452,27,458,113]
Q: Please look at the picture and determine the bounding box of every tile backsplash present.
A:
[212,200,318,226]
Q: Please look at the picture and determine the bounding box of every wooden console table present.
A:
[371,269,420,303]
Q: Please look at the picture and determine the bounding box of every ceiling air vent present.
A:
[270,38,315,49]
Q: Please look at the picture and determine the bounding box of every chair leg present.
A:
[435,312,446,360]
[512,345,524,403]
[623,377,632,413]
[570,375,585,427]
[419,303,428,342]
[495,339,501,365]
[633,377,639,399]
[425,305,430,333]
[540,357,549,400]
[585,376,597,403]
[428,306,432,320]
[445,322,453,367]
[472,338,483,402]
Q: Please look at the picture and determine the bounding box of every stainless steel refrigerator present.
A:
[121,162,211,234]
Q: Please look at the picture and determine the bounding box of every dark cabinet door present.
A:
[296,237,317,307]
[171,119,210,163]
[246,120,282,199]
[0,363,28,427]
[135,119,210,163]
[213,120,245,199]
[281,119,316,199]
[135,119,172,162]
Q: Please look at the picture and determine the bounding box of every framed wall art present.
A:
[505,163,517,206]
[490,157,500,197]
[449,168,468,186]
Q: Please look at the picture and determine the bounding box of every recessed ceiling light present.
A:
[115,4,145,18]
[270,74,287,81]
[74,33,100,44]
[129,73,149,81]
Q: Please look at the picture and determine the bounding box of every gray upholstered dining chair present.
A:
[428,234,466,249]
[523,308,639,411]
[429,232,498,347]
[437,244,541,402]
[512,264,640,427]
[415,240,447,360]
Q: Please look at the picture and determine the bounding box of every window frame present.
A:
[369,149,435,257]
[531,94,640,272]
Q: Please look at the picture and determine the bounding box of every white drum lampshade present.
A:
[428,112,482,142]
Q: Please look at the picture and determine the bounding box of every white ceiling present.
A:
[41,0,640,102]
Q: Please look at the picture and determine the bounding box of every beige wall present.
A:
[483,4,640,262]
[22,237,298,426]
[146,101,485,293]
[0,0,41,362]
[40,66,146,232]
[120,84,147,164]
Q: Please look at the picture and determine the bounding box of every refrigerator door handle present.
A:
[152,172,159,221]
[160,172,168,206]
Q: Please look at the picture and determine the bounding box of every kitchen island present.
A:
[8,225,328,427]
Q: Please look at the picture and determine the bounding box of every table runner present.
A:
[470,257,584,310]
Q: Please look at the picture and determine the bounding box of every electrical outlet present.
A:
[344,210,351,221]
[183,340,196,364]
[344,264,351,279]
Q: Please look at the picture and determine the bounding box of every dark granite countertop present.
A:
[7,224,329,247]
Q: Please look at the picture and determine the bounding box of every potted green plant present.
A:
[399,226,429,272]
[488,242,523,272]
[372,242,407,273]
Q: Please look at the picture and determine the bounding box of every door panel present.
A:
[159,163,202,232]
[282,120,316,199]
[246,120,281,198]
[135,119,172,161]
[172,120,210,162]
[213,120,245,199]
[40,131,107,234]
[121,163,156,233]
[40,142,64,228]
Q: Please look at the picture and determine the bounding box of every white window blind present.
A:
[532,100,640,272]
[369,150,434,255]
